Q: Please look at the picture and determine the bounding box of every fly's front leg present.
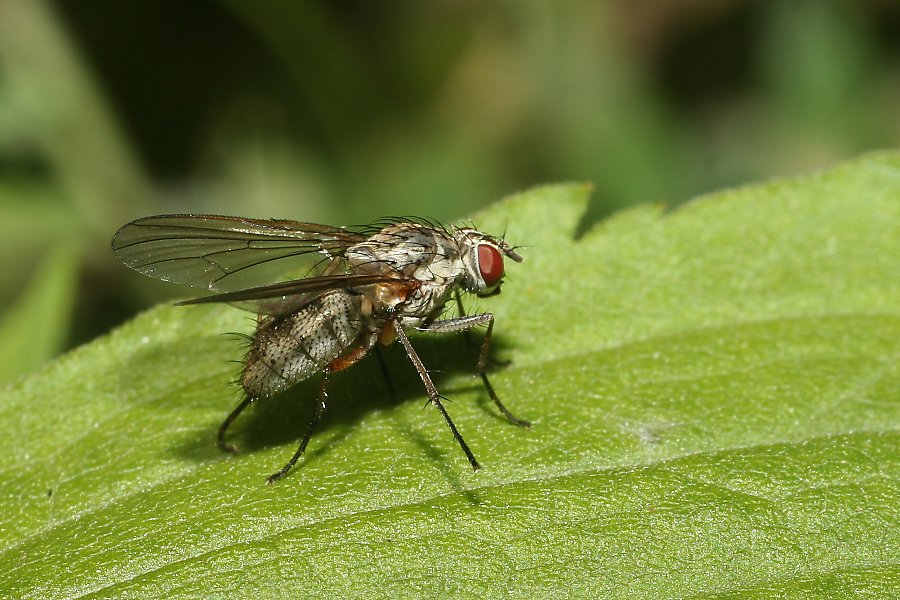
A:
[421,313,530,428]
[453,292,509,367]
[392,319,481,471]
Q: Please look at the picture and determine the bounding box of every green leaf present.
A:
[2,153,899,598]
[0,244,79,384]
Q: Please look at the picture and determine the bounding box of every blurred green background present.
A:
[0,0,898,383]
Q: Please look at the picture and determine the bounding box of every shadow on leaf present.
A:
[159,327,518,480]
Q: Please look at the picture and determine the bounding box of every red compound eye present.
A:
[477,244,504,287]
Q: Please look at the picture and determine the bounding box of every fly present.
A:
[112,214,529,482]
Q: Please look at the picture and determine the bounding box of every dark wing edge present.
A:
[111,214,367,292]
[175,273,409,316]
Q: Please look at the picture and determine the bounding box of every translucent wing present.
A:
[111,214,367,293]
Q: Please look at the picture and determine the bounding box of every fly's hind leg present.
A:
[267,338,374,484]
[218,395,253,454]
[420,313,531,428]
[266,368,331,484]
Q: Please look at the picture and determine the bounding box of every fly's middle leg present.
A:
[420,313,531,428]
[392,319,481,471]
[374,345,396,401]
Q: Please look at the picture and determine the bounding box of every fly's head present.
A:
[455,228,523,297]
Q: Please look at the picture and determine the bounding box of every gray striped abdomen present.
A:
[241,291,363,397]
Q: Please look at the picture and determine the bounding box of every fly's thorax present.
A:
[359,281,415,316]
[357,277,455,326]
[347,224,465,282]
[347,223,467,321]
[241,290,368,397]
[345,222,522,324]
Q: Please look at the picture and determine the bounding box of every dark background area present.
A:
[0,0,898,383]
